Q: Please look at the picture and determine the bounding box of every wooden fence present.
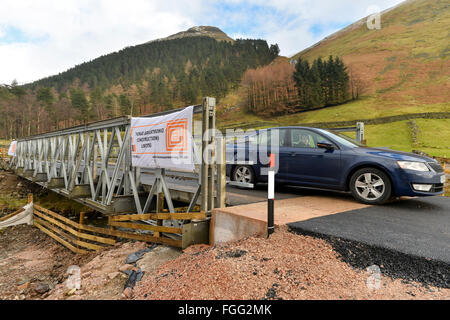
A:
[32,203,207,253]
[108,212,206,248]
[0,207,25,223]
[33,204,116,254]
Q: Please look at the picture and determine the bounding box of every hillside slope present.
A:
[293,0,450,108]
[25,26,277,109]
[0,26,279,138]
[217,0,449,157]
[149,26,234,43]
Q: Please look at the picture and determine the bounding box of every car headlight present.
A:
[397,161,429,172]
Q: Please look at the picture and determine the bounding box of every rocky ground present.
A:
[0,224,92,300]
[1,224,449,300]
[133,226,449,300]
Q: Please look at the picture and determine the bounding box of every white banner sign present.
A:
[131,106,194,172]
[8,140,17,156]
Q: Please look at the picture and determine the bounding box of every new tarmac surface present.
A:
[288,196,450,264]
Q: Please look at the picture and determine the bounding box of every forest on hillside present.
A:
[0,37,279,139]
[242,56,365,116]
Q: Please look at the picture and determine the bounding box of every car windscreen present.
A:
[316,129,365,148]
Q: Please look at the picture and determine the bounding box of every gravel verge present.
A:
[288,226,450,289]
[132,226,449,300]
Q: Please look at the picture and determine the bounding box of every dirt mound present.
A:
[133,226,450,300]
[46,241,148,300]
[0,224,83,300]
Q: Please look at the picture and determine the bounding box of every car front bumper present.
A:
[393,168,445,197]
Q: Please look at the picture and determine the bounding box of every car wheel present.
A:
[350,168,392,205]
[233,165,255,184]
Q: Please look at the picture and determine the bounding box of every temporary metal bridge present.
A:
[9,97,224,218]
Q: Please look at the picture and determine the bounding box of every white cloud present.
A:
[0,0,405,84]
[212,0,405,56]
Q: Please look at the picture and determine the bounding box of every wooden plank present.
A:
[0,208,25,222]
[155,192,164,238]
[35,204,79,227]
[34,217,103,251]
[108,228,182,247]
[34,204,116,243]
[34,220,88,254]
[34,209,115,245]
[110,212,206,222]
[109,221,182,234]
[33,204,181,247]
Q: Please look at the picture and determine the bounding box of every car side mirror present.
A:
[317,141,334,150]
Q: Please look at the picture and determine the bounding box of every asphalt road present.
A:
[141,174,306,206]
[288,196,450,264]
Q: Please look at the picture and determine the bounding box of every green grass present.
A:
[36,191,90,215]
[0,195,27,210]
[415,119,450,149]
[342,119,450,158]
[218,96,450,129]
[364,121,414,152]
[0,139,11,148]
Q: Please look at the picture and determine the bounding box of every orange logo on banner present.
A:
[165,119,188,151]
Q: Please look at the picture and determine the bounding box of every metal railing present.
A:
[10,98,224,218]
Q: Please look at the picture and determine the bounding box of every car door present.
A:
[255,129,290,181]
[286,128,341,186]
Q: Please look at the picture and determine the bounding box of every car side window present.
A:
[290,129,333,149]
[278,129,289,148]
[258,129,288,148]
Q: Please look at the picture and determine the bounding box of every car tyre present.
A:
[232,165,255,185]
[350,168,392,205]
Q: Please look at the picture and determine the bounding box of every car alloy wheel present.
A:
[350,167,392,205]
[233,165,254,184]
[354,172,385,201]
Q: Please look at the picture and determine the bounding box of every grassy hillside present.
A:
[344,119,450,157]
[293,0,450,109]
[217,0,449,158]
[2,27,279,139]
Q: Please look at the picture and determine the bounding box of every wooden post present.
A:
[78,212,85,249]
[155,192,164,238]
[108,216,114,230]
[79,212,85,225]
[27,193,33,204]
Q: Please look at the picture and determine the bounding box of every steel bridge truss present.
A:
[12,116,141,213]
[11,98,221,217]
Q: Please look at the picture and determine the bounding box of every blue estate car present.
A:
[226,127,446,205]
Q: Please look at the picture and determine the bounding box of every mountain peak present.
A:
[149,26,234,43]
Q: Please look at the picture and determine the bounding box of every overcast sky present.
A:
[0,0,404,85]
